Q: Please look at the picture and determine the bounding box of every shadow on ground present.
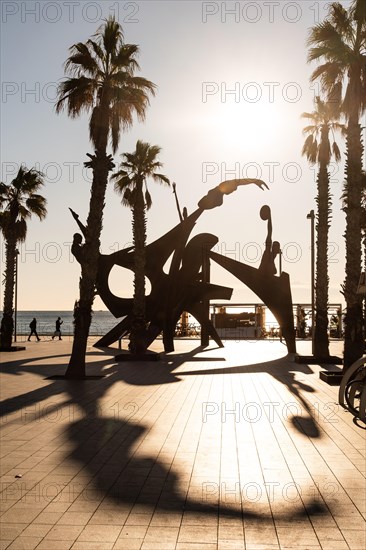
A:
[1,343,328,521]
[65,377,326,520]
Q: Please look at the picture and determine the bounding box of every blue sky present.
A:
[1,0,361,312]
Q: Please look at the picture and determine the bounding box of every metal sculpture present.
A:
[69,179,296,353]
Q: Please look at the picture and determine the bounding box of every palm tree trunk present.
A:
[130,182,147,354]
[314,161,330,358]
[343,117,364,368]
[65,151,112,378]
[0,237,16,348]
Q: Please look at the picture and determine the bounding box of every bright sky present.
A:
[1,0,362,313]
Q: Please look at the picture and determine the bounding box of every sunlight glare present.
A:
[209,101,283,149]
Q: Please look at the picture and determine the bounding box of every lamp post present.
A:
[14,249,19,343]
[307,210,315,355]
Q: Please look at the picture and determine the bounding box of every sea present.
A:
[3,311,120,338]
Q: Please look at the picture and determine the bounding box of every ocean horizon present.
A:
[1,310,119,337]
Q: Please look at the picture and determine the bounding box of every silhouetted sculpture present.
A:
[69,179,296,354]
[71,233,84,263]
[258,205,280,276]
[198,178,269,210]
[210,206,295,353]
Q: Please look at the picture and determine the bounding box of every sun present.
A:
[207,100,283,149]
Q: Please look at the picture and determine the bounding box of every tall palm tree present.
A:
[56,17,156,377]
[0,166,47,349]
[301,96,345,358]
[360,172,366,330]
[113,140,170,353]
[307,0,366,368]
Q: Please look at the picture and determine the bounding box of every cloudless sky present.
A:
[1,0,363,313]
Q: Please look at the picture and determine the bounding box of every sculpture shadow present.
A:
[1,345,327,520]
[181,355,321,438]
[94,346,321,439]
[102,344,226,386]
[64,375,326,519]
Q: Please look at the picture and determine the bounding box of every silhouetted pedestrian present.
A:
[52,317,63,340]
[28,318,40,341]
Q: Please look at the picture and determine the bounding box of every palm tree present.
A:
[113,140,170,353]
[301,96,345,358]
[307,0,366,368]
[360,172,366,330]
[0,166,47,349]
[56,17,156,377]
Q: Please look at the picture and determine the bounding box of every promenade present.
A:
[0,338,365,549]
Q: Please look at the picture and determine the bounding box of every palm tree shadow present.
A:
[0,350,118,420]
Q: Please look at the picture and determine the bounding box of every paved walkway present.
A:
[0,338,365,549]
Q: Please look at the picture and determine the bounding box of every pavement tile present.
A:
[124,514,153,526]
[88,509,128,525]
[6,538,42,549]
[0,524,27,540]
[149,512,182,527]
[144,526,179,543]
[0,510,40,524]
[56,511,93,525]
[44,524,84,541]
[112,540,143,550]
[178,525,218,544]
[76,524,121,543]
[32,511,64,524]
[35,541,74,549]
[341,528,366,548]
[118,525,148,539]
[71,543,113,550]
[20,524,53,538]
[218,540,245,549]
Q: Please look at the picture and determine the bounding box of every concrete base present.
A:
[319,370,344,385]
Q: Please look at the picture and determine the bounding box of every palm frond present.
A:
[56,77,96,116]
[114,141,170,211]
[65,42,99,77]
[56,16,155,152]
[307,21,341,48]
[151,173,170,186]
[112,44,140,72]
[329,2,352,38]
[100,16,123,56]
[86,39,105,65]
[25,195,47,220]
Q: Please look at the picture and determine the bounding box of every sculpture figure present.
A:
[69,179,296,354]
[258,205,280,276]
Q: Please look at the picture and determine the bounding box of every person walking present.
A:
[52,317,63,340]
[28,318,40,341]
